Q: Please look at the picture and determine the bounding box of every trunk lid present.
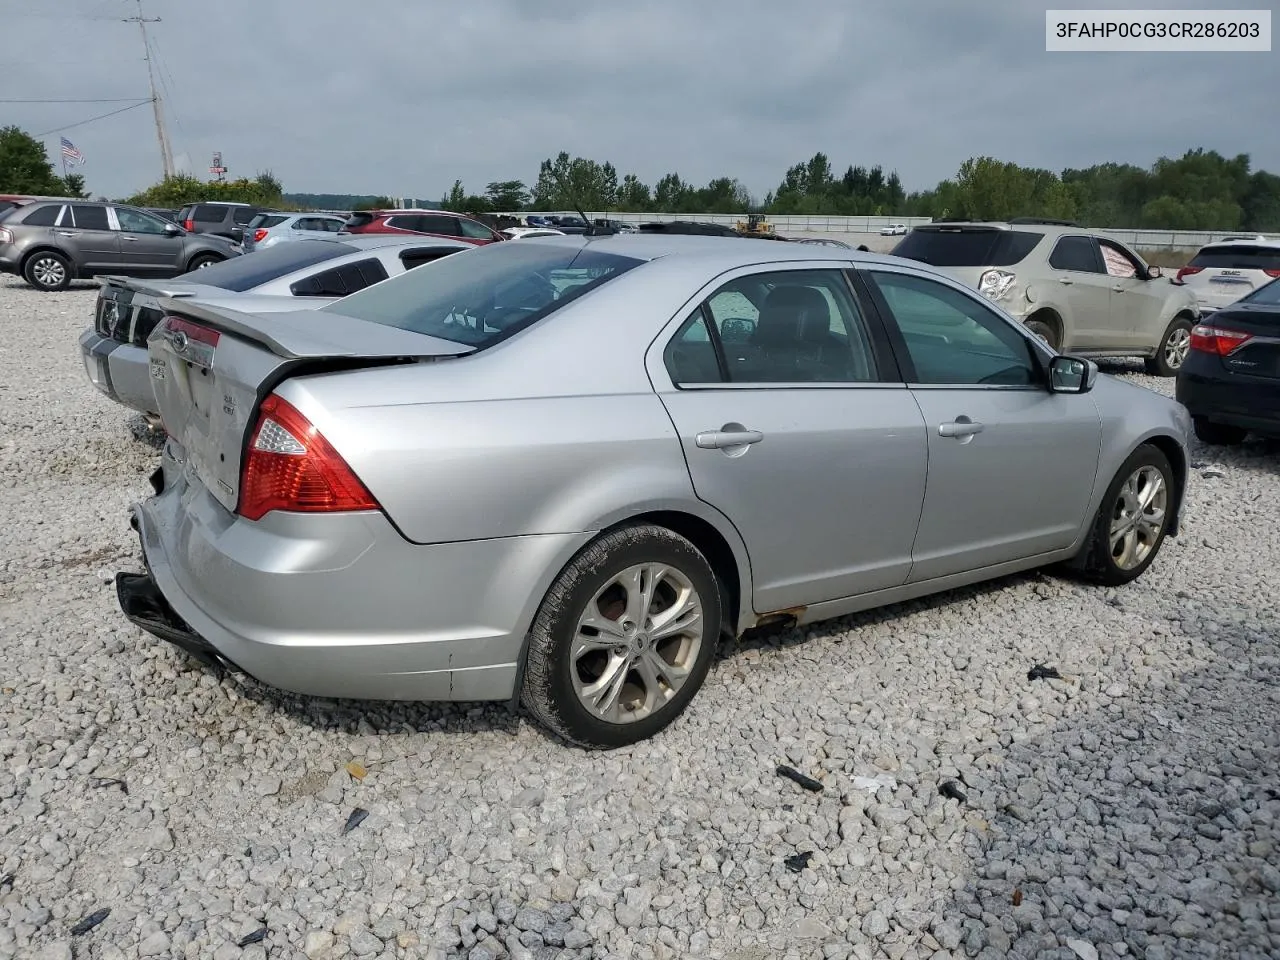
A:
[1203,303,1280,380]
[149,298,473,513]
[96,276,223,345]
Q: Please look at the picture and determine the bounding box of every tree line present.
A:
[3,122,1278,231]
[444,147,1280,232]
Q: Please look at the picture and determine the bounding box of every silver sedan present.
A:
[116,235,1192,748]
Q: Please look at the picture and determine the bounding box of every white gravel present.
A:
[1,276,1278,960]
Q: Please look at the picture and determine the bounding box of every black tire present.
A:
[1068,445,1175,587]
[1193,417,1247,446]
[1144,316,1194,377]
[521,524,722,749]
[22,250,72,291]
[1024,315,1060,352]
[186,254,222,272]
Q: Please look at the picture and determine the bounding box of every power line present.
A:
[1,97,151,103]
[35,99,154,137]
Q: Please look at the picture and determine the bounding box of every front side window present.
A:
[115,208,169,234]
[1099,240,1141,278]
[665,270,878,384]
[867,270,1039,387]
[458,217,496,240]
[322,242,642,349]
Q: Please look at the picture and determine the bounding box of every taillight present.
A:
[161,315,220,347]
[1189,323,1253,357]
[253,228,268,242]
[1174,266,1203,284]
[1265,269,1280,278]
[183,219,195,232]
[238,394,378,521]
[0,227,12,244]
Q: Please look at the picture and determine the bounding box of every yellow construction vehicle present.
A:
[735,213,775,237]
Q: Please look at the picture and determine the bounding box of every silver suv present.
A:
[1175,238,1280,315]
[0,200,241,291]
[892,220,1201,376]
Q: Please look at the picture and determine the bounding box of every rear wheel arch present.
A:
[21,245,76,277]
[1024,308,1064,350]
[1138,434,1187,535]
[185,252,223,271]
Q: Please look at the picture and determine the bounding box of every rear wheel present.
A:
[1193,417,1247,446]
[1144,316,1194,377]
[520,524,721,749]
[1024,315,1060,352]
[1068,445,1175,586]
[23,251,71,291]
[187,254,222,271]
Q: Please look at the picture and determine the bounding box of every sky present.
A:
[3,0,1277,203]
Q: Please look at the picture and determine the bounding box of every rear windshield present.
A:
[1188,245,1280,270]
[172,239,354,290]
[321,241,643,348]
[1241,278,1280,305]
[892,227,1043,267]
[248,214,289,229]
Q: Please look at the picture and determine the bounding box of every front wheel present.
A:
[1144,317,1194,377]
[186,254,222,271]
[520,524,721,749]
[23,251,72,291]
[1068,445,1175,586]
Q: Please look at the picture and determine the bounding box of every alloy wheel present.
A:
[1164,327,1191,370]
[32,257,66,287]
[570,563,704,724]
[1109,465,1167,570]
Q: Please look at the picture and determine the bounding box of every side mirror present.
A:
[1147,265,1163,279]
[1048,355,1096,394]
[164,224,181,236]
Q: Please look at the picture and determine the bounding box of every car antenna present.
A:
[549,167,595,237]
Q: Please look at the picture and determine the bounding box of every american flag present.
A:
[60,137,85,166]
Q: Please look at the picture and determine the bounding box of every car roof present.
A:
[1200,237,1280,249]
[524,232,907,269]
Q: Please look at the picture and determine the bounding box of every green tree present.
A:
[0,126,65,194]
[61,173,89,199]
[441,179,467,211]
[616,173,651,211]
[126,172,289,208]
[484,180,529,211]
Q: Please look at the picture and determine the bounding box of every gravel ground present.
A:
[1,276,1278,960]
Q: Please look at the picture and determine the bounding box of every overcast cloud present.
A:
[4,0,1277,201]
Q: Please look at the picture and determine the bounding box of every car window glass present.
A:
[1189,245,1280,270]
[22,205,62,227]
[1099,241,1139,278]
[115,208,169,234]
[1048,236,1103,273]
[193,205,224,223]
[664,310,723,384]
[70,205,110,230]
[319,218,344,232]
[399,247,465,271]
[868,270,1039,386]
[232,207,257,224]
[458,218,494,240]
[291,218,312,231]
[417,215,463,236]
[290,258,391,297]
[679,270,877,384]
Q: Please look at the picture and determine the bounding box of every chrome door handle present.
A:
[1058,277,1073,285]
[55,230,79,237]
[938,419,984,438]
[696,428,764,449]
[1112,284,1125,292]
[121,236,139,241]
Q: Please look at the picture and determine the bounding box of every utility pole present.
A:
[124,0,174,180]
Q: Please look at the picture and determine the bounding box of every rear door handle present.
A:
[1057,276,1073,285]
[121,236,139,242]
[696,428,764,449]
[1112,284,1125,292]
[938,419,984,439]
[55,230,79,237]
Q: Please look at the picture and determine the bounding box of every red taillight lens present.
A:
[161,315,220,347]
[1189,323,1253,357]
[238,394,378,521]
[253,228,268,242]
[1174,266,1203,284]
[1265,269,1280,278]
[183,219,195,232]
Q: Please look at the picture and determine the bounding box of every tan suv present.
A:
[892,219,1201,376]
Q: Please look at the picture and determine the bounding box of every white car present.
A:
[502,227,567,240]
[880,223,908,236]
[243,213,348,251]
[1176,239,1280,314]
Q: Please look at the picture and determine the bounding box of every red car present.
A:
[341,209,505,244]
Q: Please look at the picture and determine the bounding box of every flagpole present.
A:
[61,150,67,184]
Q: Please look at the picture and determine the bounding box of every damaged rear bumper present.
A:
[115,570,241,673]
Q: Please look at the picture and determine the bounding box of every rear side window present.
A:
[1048,236,1103,273]
[232,207,257,225]
[173,239,354,290]
[344,212,374,229]
[323,242,643,348]
[70,205,110,230]
[249,214,288,229]
[194,204,226,223]
[1188,245,1280,271]
[22,204,62,226]
[290,258,390,297]
[892,228,1042,267]
[416,215,463,236]
[458,217,495,240]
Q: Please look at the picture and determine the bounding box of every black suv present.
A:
[176,202,279,244]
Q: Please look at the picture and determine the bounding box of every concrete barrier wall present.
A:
[503,211,1272,251]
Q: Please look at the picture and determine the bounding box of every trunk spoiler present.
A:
[155,297,475,361]
[96,275,202,298]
